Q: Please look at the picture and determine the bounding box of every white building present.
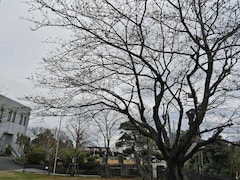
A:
[0,94,31,157]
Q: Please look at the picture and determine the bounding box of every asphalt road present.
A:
[0,156,23,170]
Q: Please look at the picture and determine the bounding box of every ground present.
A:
[0,156,141,179]
[0,171,141,180]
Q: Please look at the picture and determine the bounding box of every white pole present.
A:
[53,113,63,174]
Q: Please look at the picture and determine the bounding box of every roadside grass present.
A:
[0,171,141,180]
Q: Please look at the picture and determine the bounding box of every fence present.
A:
[22,162,236,180]
[187,173,235,180]
[102,164,140,177]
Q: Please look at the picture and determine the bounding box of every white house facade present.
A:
[0,94,31,157]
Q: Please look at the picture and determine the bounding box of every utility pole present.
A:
[53,113,63,174]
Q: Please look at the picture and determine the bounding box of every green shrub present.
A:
[80,161,101,169]
[61,150,86,168]
[28,147,46,164]
[15,157,27,164]
[5,145,12,155]
[87,155,96,162]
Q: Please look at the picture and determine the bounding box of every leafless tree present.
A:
[89,110,121,177]
[65,115,89,150]
[25,0,240,179]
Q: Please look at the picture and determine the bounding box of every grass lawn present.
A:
[0,171,141,180]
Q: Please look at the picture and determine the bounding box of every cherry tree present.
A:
[26,0,240,179]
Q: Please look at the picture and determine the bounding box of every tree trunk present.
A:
[103,147,110,178]
[48,157,53,175]
[165,161,188,180]
[142,167,153,180]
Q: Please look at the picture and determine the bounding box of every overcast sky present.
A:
[0,1,63,128]
[0,1,52,101]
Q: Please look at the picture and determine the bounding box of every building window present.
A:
[23,115,27,126]
[0,107,3,121]
[12,112,16,122]
[16,133,20,143]
[7,111,12,121]
[19,115,23,125]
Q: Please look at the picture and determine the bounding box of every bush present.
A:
[61,150,86,168]
[28,147,46,164]
[15,157,27,164]
[80,161,101,169]
[87,155,99,162]
[5,145,12,155]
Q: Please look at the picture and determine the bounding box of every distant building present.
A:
[86,146,107,156]
[0,94,31,156]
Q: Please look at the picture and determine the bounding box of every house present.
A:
[0,94,31,157]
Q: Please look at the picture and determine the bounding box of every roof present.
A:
[0,94,31,112]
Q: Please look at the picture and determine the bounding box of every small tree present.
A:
[90,110,121,178]
[117,121,156,180]
[5,145,11,155]
[16,134,31,158]
[31,128,56,157]
[66,115,89,150]
[187,138,240,178]
[204,143,231,175]
[60,149,86,168]
[28,147,46,164]
[30,127,73,173]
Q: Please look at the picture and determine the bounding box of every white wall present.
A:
[0,94,31,156]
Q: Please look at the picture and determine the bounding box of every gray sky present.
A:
[0,1,62,128]
[0,1,50,102]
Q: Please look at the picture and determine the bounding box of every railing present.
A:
[11,147,21,158]
[187,173,235,180]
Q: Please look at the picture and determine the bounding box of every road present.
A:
[0,156,23,170]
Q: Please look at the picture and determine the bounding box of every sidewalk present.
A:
[17,168,101,178]
[16,168,48,174]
